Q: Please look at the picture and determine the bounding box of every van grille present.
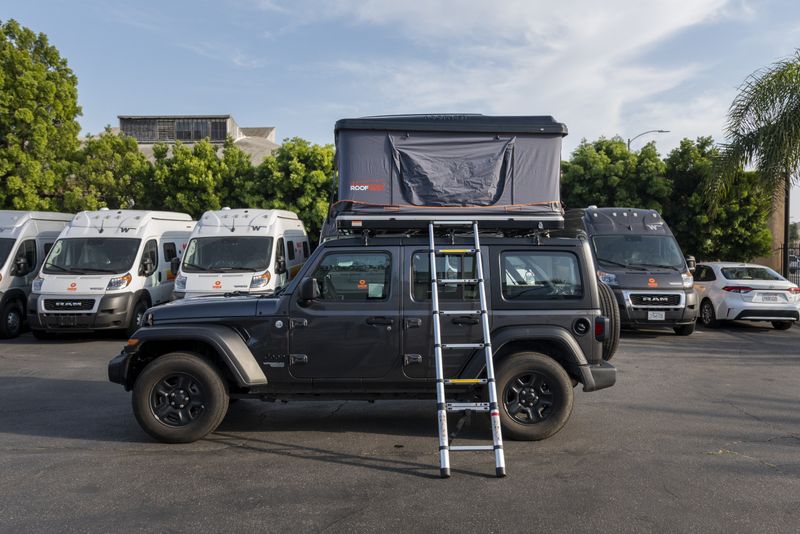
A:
[43,299,95,311]
[630,294,681,306]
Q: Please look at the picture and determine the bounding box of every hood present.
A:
[600,268,688,290]
[39,274,114,295]
[148,295,271,322]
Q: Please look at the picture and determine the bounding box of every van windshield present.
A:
[0,238,15,267]
[592,235,685,271]
[182,236,273,273]
[43,238,142,275]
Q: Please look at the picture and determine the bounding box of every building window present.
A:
[211,120,227,141]
[176,120,193,141]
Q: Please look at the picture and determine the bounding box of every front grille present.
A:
[43,299,95,311]
[630,294,681,306]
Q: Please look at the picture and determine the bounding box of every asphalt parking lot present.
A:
[1,324,798,533]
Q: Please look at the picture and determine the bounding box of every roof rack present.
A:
[335,213,564,232]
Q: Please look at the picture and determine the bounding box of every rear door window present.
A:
[163,242,178,263]
[287,240,296,261]
[411,252,477,301]
[501,251,582,300]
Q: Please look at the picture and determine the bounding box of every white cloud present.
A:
[180,43,266,69]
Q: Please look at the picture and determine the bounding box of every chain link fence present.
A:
[788,246,799,285]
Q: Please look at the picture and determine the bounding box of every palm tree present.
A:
[713,51,800,275]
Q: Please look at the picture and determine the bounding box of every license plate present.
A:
[761,294,779,302]
[58,315,77,327]
[648,311,666,321]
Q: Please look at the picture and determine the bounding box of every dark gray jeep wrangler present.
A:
[109,231,617,443]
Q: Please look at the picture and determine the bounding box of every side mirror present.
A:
[685,255,696,274]
[13,257,29,276]
[170,257,181,275]
[298,277,320,302]
[275,258,287,275]
[140,257,156,277]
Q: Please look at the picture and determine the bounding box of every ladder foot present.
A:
[440,468,451,478]
[496,467,506,478]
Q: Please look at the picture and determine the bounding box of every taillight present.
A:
[788,287,800,295]
[594,316,608,341]
[722,286,753,293]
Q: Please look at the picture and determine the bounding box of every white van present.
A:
[0,211,73,338]
[173,208,309,299]
[28,210,195,337]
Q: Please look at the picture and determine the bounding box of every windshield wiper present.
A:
[631,263,680,271]
[182,261,209,272]
[596,257,647,271]
[216,266,258,272]
[45,263,69,273]
[76,267,118,273]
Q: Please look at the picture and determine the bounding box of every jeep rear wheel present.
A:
[496,352,574,441]
[132,352,229,443]
[597,282,620,361]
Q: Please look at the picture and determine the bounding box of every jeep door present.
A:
[402,248,483,379]
[288,247,400,379]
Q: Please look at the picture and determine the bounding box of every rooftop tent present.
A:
[328,114,568,233]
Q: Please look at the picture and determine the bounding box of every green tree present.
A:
[561,137,671,211]
[665,137,771,261]
[64,128,153,211]
[0,19,81,210]
[242,138,335,243]
[713,51,800,270]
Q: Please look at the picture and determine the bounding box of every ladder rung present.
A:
[432,221,474,226]
[444,378,488,385]
[434,248,476,255]
[439,310,482,315]
[441,343,484,350]
[446,402,490,412]
[437,278,479,285]
[450,445,495,451]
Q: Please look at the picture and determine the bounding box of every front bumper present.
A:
[614,288,697,327]
[28,292,135,332]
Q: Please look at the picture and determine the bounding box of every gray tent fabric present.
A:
[389,134,514,206]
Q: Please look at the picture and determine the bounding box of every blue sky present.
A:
[5,0,800,220]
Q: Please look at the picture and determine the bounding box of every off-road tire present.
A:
[771,321,793,330]
[673,323,696,336]
[0,301,23,339]
[699,299,719,328]
[597,282,620,361]
[132,352,229,443]
[496,352,574,441]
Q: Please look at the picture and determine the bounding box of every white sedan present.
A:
[693,262,800,330]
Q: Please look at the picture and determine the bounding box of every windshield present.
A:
[721,267,783,281]
[182,236,273,273]
[43,238,141,274]
[0,238,15,268]
[592,235,685,270]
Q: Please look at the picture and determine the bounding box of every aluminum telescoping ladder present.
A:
[428,221,506,478]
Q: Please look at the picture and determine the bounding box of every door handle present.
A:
[404,318,422,330]
[366,317,394,326]
[158,271,162,282]
[452,316,480,326]
[404,353,423,365]
[290,318,308,328]
[289,354,308,365]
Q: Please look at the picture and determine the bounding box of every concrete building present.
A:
[117,115,279,164]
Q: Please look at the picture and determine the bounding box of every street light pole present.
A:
[627,129,670,151]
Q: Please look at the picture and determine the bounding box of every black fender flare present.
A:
[132,324,267,387]
[462,325,599,390]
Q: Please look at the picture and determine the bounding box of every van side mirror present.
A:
[685,255,696,274]
[298,277,320,302]
[13,257,29,276]
[140,257,156,277]
[170,257,181,275]
[275,258,287,275]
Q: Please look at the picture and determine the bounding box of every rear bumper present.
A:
[28,292,135,332]
[579,361,616,392]
[733,309,799,321]
[615,288,697,327]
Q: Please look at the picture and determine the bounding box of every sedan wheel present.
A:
[700,300,718,328]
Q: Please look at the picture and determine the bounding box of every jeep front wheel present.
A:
[132,352,229,443]
[496,352,574,441]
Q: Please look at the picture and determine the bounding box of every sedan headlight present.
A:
[597,270,618,286]
[681,272,694,288]
[32,276,44,293]
[250,271,271,289]
[175,274,187,291]
[107,273,132,290]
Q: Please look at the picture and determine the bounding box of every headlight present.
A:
[175,274,187,291]
[32,276,44,292]
[250,271,271,289]
[597,270,618,286]
[681,273,693,288]
[107,272,132,290]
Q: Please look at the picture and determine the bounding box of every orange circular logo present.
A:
[213,280,222,288]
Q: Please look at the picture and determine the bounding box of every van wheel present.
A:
[673,323,695,336]
[597,282,620,361]
[496,352,574,441]
[127,299,148,337]
[771,321,793,330]
[31,329,56,340]
[0,301,23,339]
[132,352,229,443]
[699,299,719,328]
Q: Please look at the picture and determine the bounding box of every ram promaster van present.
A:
[173,208,309,299]
[0,211,73,338]
[565,207,697,335]
[28,210,195,337]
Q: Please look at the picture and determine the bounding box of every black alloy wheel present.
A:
[700,299,718,328]
[503,372,554,424]
[150,373,206,427]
